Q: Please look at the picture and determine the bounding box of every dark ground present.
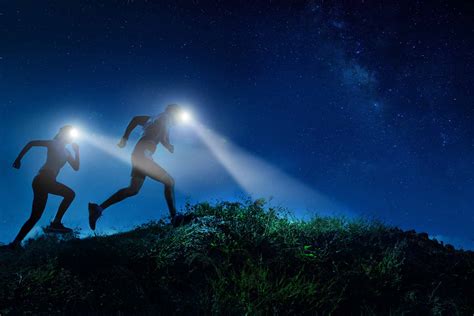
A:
[1,200,473,315]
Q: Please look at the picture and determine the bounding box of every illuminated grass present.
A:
[0,200,473,314]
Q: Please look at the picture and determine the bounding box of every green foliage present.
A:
[1,200,473,315]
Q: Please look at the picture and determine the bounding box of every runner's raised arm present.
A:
[118,116,150,148]
[13,140,51,169]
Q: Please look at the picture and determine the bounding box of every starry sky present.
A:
[1,1,473,248]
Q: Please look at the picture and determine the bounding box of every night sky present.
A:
[1,1,473,248]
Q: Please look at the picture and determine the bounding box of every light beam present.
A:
[191,121,349,217]
[79,117,349,218]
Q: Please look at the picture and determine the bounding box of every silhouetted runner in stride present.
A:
[88,104,190,230]
[6,125,80,249]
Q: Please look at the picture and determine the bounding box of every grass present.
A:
[1,199,473,315]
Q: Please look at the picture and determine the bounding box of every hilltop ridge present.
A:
[1,200,473,314]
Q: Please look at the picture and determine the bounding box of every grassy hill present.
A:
[1,200,473,315]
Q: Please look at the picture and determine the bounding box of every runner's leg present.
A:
[48,181,76,224]
[12,179,48,245]
[100,177,145,210]
[145,161,176,218]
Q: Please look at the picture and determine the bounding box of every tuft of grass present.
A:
[1,200,473,315]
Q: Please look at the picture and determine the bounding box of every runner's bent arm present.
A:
[13,140,50,169]
[67,143,80,171]
[118,116,150,148]
[160,126,174,153]
[122,116,150,140]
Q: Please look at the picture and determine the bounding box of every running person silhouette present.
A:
[7,125,80,249]
[88,104,187,230]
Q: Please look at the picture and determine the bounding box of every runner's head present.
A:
[54,125,75,144]
[165,104,182,123]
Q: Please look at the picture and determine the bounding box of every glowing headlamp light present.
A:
[70,128,80,139]
[179,111,192,123]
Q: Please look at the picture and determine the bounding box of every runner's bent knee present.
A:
[64,188,75,201]
[165,175,175,187]
[126,187,140,196]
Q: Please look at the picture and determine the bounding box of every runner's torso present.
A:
[39,140,70,178]
[132,113,170,158]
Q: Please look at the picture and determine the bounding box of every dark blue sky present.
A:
[1,1,473,248]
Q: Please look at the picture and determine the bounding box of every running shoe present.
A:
[44,222,74,234]
[171,213,195,227]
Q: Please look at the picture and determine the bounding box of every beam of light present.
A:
[82,131,176,181]
[191,121,350,217]
[78,120,349,217]
[84,132,133,166]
